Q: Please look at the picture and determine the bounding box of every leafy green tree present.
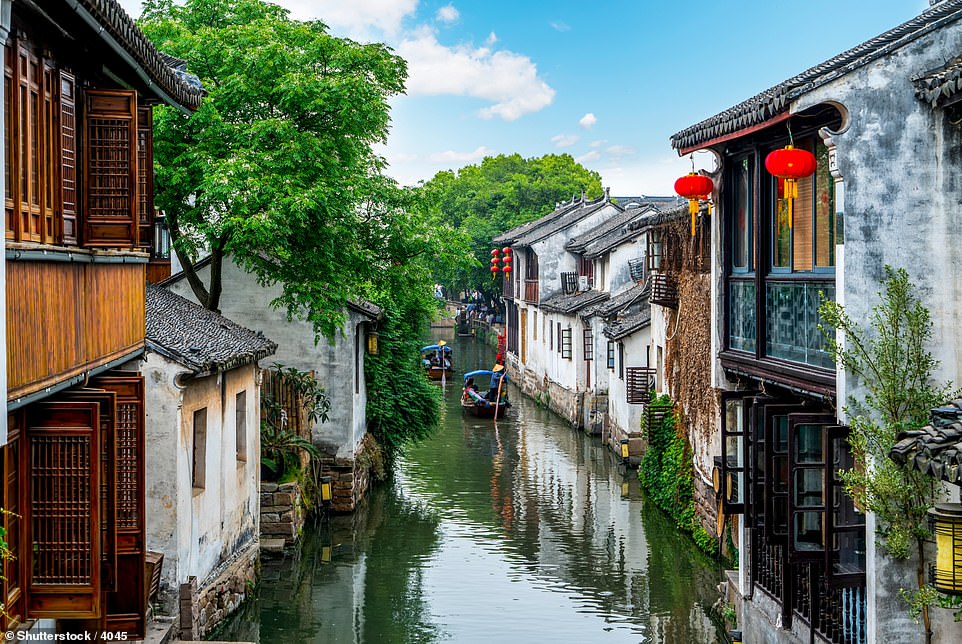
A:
[415,153,603,298]
[140,0,408,339]
[819,266,957,643]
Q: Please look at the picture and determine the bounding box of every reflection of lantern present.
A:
[502,265,512,274]
[674,172,714,236]
[765,145,816,229]
[929,503,962,595]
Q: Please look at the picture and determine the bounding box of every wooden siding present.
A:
[6,260,145,399]
[145,258,170,284]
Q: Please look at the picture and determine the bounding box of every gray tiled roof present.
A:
[540,289,609,315]
[146,284,277,374]
[670,0,962,152]
[603,306,652,341]
[493,193,621,247]
[76,0,204,110]
[915,55,962,107]
[890,400,962,485]
[567,206,654,254]
[583,282,649,319]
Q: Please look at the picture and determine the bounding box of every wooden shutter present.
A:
[62,390,118,593]
[625,367,655,405]
[83,90,138,248]
[60,71,77,245]
[2,415,24,631]
[136,104,153,253]
[24,401,101,619]
[4,40,15,240]
[91,373,146,638]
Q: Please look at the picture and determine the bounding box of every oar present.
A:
[493,372,504,420]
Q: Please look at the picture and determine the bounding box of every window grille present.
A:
[626,367,656,404]
[628,256,646,283]
[561,327,572,359]
[561,271,578,294]
[583,328,593,361]
[607,341,615,370]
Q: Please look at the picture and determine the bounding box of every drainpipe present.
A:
[62,0,193,115]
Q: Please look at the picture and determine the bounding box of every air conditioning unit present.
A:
[578,276,590,291]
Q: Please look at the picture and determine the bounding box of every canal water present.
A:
[218,333,726,643]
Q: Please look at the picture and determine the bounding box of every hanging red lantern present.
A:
[674,172,714,237]
[491,248,500,256]
[502,255,512,264]
[503,264,512,274]
[491,258,500,266]
[502,246,512,255]
[490,265,499,274]
[765,145,816,229]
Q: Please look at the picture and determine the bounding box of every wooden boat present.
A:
[421,343,454,381]
[462,369,511,418]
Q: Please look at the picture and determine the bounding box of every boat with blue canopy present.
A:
[421,342,454,380]
[461,368,510,418]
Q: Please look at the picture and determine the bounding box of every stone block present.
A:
[273,492,294,505]
[262,513,280,523]
[261,483,279,493]
[261,522,295,536]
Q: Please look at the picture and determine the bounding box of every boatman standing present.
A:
[488,364,505,401]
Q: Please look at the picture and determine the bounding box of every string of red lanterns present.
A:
[489,247,513,275]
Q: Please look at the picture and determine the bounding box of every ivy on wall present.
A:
[639,394,718,558]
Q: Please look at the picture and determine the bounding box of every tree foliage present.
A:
[819,266,958,640]
[415,153,603,298]
[139,0,410,339]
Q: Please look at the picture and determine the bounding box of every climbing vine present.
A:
[639,394,718,557]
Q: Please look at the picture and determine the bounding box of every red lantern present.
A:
[765,145,816,229]
[491,248,500,256]
[502,255,512,264]
[490,265,499,274]
[503,265,512,274]
[502,247,512,255]
[674,172,714,236]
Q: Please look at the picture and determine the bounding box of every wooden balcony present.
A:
[650,274,678,308]
[6,254,146,401]
[523,279,539,304]
[502,272,515,299]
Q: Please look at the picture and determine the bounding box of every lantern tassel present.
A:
[689,199,698,237]
[786,178,797,229]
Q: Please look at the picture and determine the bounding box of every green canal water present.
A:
[217,333,726,643]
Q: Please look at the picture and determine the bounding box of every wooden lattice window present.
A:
[2,416,24,631]
[192,408,207,490]
[561,327,572,359]
[25,401,102,618]
[557,322,562,354]
[60,71,77,244]
[84,90,138,247]
[137,105,153,253]
[607,341,615,370]
[626,367,656,404]
[583,328,593,361]
[93,373,147,638]
[561,271,578,294]
[647,229,662,272]
[236,390,248,462]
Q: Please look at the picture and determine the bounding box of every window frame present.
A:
[192,407,207,491]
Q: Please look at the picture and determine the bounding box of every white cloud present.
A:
[302,0,418,38]
[437,4,459,23]
[575,150,601,164]
[606,144,637,160]
[486,32,498,45]
[550,21,571,32]
[579,112,597,129]
[589,139,608,148]
[429,145,497,163]
[398,30,555,121]
[551,134,579,148]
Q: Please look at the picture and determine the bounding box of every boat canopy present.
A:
[463,369,508,382]
[421,344,453,354]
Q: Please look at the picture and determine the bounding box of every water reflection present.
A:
[218,334,724,643]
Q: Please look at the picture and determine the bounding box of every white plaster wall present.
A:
[143,353,260,591]
[606,236,646,294]
[606,330,651,436]
[166,258,368,459]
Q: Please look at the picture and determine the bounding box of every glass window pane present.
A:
[794,511,824,550]
[774,415,788,452]
[792,171,814,272]
[772,455,788,492]
[815,141,835,267]
[794,468,823,506]
[729,281,756,352]
[726,470,744,504]
[794,424,824,463]
[774,178,791,268]
[733,158,751,270]
[833,531,866,574]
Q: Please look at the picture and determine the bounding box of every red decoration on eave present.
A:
[674,172,714,236]
[765,145,816,229]
[502,246,512,255]
[491,248,501,256]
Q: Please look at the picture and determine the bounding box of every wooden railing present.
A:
[6,259,145,400]
[503,272,515,299]
[524,279,539,303]
[650,274,678,308]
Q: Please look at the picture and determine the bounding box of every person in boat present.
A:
[487,364,505,401]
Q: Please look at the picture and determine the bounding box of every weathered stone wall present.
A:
[518,368,583,427]
[316,433,376,513]
[260,481,304,545]
[179,540,258,640]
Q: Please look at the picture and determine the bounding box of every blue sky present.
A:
[121,0,930,195]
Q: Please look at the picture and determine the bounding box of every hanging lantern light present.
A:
[490,265,499,274]
[503,255,512,264]
[502,264,512,274]
[765,145,816,229]
[491,256,500,265]
[620,438,630,463]
[491,248,500,256]
[929,503,962,595]
[674,172,714,237]
[320,476,333,505]
[502,246,512,255]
